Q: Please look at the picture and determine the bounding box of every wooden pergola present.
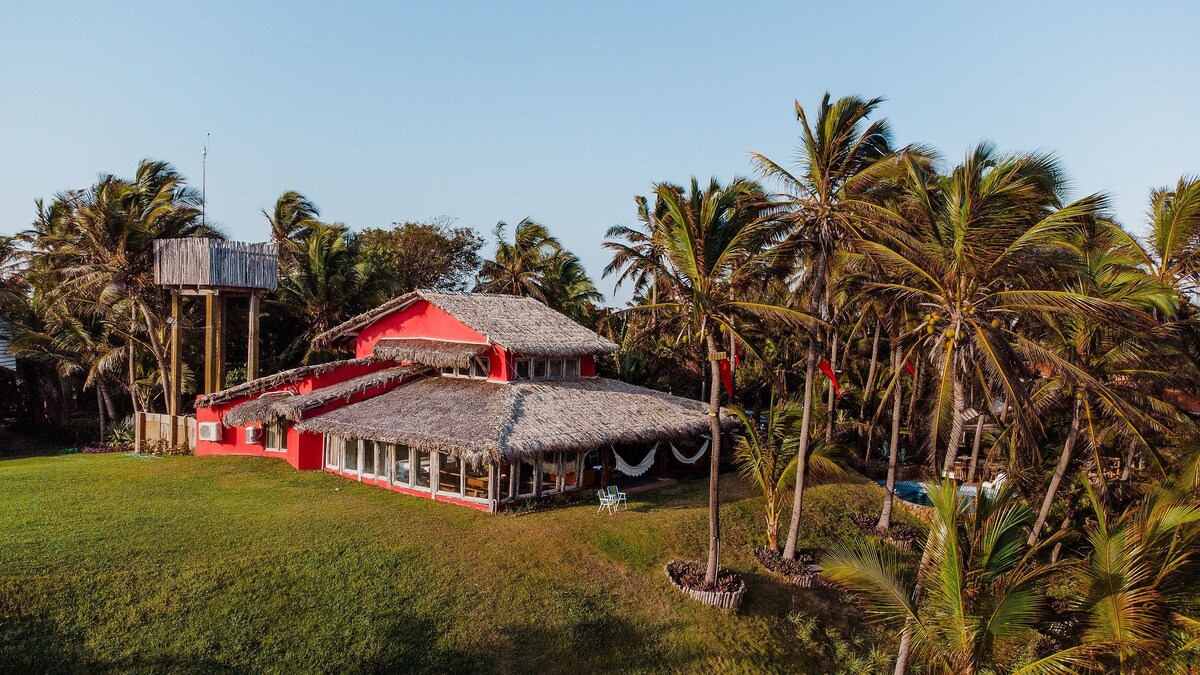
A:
[153,239,278,414]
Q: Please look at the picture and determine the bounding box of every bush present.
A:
[105,418,134,447]
[136,439,193,457]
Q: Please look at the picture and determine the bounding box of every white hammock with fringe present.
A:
[613,444,657,477]
[670,437,710,465]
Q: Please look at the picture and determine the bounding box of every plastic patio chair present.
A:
[606,485,628,510]
[596,489,617,514]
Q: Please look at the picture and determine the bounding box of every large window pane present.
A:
[518,459,536,496]
[362,440,376,475]
[499,462,513,500]
[541,452,559,492]
[439,453,462,494]
[565,358,580,377]
[533,360,547,379]
[344,440,359,472]
[392,445,411,485]
[324,437,338,468]
[515,359,530,379]
[464,462,489,500]
[549,360,564,378]
[472,357,490,379]
[414,450,431,488]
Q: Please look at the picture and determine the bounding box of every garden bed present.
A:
[664,560,746,609]
[754,546,824,588]
[849,513,922,552]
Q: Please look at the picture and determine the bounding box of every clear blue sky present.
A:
[2,1,1197,304]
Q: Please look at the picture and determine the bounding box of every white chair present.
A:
[607,485,628,510]
[596,489,617,514]
[982,472,1006,496]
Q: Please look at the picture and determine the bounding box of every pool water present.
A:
[876,479,978,507]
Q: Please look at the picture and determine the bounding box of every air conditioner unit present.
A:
[245,426,262,444]
[197,422,222,442]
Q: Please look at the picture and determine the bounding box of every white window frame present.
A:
[361,439,377,478]
[565,357,580,377]
[412,448,433,490]
[265,420,288,453]
[343,438,359,475]
[324,436,341,469]
[472,356,490,379]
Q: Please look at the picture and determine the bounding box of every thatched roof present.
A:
[295,375,733,465]
[196,357,381,407]
[372,338,488,369]
[222,365,428,426]
[314,290,618,358]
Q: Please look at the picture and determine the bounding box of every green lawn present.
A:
[0,452,915,673]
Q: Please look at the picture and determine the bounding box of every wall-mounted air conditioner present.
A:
[245,426,262,444]
[198,422,222,442]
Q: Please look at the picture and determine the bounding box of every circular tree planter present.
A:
[665,560,746,609]
[849,513,921,553]
[754,546,824,588]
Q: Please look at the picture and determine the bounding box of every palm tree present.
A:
[607,176,816,584]
[264,191,321,271]
[857,144,1127,482]
[1070,481,1200,672]
[731,399,799,551]
[275,222,382,364]
[477,218,563,302]
[824,480,1084,674]
[751,93,925,560]
[1144,176,1200,297]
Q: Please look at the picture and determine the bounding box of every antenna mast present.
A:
[202,133,210,226]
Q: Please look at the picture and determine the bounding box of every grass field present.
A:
[0,451,916,673]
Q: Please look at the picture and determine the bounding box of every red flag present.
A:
[818,360,841,399]
[719,359,735,398]
[905,361,915,378]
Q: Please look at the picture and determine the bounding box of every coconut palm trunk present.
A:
[783,340,819,559]
[704,332,724,585]
[134,298,173,412]
[861,322,881,420]
[965,409,986,485]
[940,368,966,477]
[878,342,904,530]
[1028,396,1083,547]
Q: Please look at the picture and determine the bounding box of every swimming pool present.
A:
[876,480,977,507]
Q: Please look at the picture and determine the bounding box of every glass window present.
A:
[562,452,579,490]
[499,462,513,500]
[414,450,431,489]
[344,440,359,472]
[518,459,536,496]
[515,359,530,380]
[472,357,490,379]
[266,421,288,451]
[548,360,562,378]
[440,365,455,376]
[464,462,489,500]
[362,440,376,476]
[565,358,580,377]
[541,452,560,492]
[324,437,338,468]
[533,359,548,379]
[393,445,411,485]
[439,453,462,494]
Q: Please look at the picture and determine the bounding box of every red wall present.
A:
[355,300,488,359]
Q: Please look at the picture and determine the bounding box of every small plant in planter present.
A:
[665,560,746,609]
[754,546,824,588]
[849,513,922,552]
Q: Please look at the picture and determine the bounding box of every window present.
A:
[499,462,513,500]
[518,459,536,496]
[413,450,431,488]
[541,452,559,493]
[266,421,288,452]
[464,462,489,500]
[439,452,462,495]
[344,440,359,473]
[533,359,548,379]
[515,359,531,380]
[392,445,411,485]
[440,365,456,376]
[565,358,580,377]
[549,360,564,378]
[471,357,490,379]
[362,440,376,476]
[324,437,340,469]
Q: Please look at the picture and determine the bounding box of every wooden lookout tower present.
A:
[153,239,278,413]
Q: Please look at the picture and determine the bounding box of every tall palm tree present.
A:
[478,218,601,321]
[264,191,321,271]
[824,480,1084,674]
[607,176,816,584]
[751,93,925,560]
[857,144,1126,482]
[1144,176,1200,297]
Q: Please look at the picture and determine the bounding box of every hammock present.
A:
[670,437,710,465]
[613,444,657,477]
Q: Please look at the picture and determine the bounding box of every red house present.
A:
[195,291,725,512]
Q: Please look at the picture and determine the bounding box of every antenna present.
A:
[202,133,210,226]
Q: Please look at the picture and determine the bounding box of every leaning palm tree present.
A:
[824,480,1086,674]
[751,93,926,560]
[607,176,816,585]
